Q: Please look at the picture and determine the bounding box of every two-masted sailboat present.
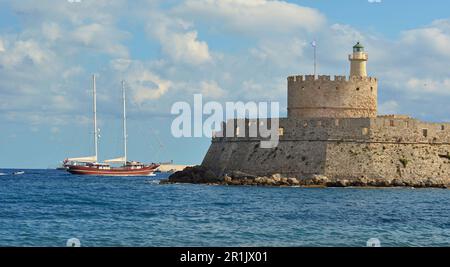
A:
[65,75,159,176]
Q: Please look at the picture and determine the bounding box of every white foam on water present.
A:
[66,238,81,247]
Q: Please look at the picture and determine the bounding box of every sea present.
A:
[0,169,449,247]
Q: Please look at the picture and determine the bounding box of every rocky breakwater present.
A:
[161,166,450,189]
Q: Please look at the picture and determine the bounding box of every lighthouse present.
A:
[349,42,368,77]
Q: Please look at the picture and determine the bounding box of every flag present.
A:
[311,40,317,47]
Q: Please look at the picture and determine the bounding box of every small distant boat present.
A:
[13,171,25,175]
[0,172,6,176]
[66,76,159,176]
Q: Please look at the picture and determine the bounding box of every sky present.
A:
[1,0,450,169]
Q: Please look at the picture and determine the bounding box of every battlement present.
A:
[215,117,450,145]
[287,75,377,83]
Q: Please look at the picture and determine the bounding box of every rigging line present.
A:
[141,109,165,162]
[150,128,165,163]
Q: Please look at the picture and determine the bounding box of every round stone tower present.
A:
[287,43,378,119]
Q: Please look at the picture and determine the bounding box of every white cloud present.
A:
[176,0,326,35]
[51,95,74,111]
[400,19,450,58]
[376,19,450,102]
[405,78,450,95]
[0,39,4,52]
[42,22,62,41]
[71,23,130,58]
[110,58,132,72]
[148,14,212,65]
[159,30,212,65]
[62,66,84,79]
[9,0,126,25]
[0,40,53,68]
[127,69,173,104]
[200,81,226,99]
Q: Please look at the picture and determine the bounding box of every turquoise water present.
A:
[0,169,449,247]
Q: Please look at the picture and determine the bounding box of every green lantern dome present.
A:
[353,42,364,52]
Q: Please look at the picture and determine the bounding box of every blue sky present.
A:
[1,0,450,169]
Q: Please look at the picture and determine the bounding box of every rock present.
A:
[311,175,329,185]
[353,177,368,187]
[425,178,436,188]
[287,178,300,186]
[264,178,276,186]
[392,179,405,187]
[271,173,282,179]
[231,171,257,179]
[374,179,390,187]
[271,174,282,182]
[224,175,232,183]
[254,177,263,183]
[230,179,242,186]
[334,179,349,187]
[167,165,218,184]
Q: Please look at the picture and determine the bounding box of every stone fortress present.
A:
[168,43,450,188]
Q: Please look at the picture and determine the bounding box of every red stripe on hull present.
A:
[67,165,159,176]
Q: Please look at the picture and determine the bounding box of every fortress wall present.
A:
[218,117,450,145]
[370,143,450,181]
[205,117,450,183]
[324,142,450,182]
[203,136,450,182]
[370,118,450,143]
[202,139,327,177]
[323,142,378,180]
[288,75,377,119]
[219,118,372,141]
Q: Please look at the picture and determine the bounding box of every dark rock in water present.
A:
[392,179,405,187]
[334,180,349,188]
[375,180,391,187]
[165,165,450,189]
[168,165,223,184]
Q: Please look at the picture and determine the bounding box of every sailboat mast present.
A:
[93,75,99,162]
[122,80,128,164]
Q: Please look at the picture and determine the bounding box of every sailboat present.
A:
[66,76,159,176]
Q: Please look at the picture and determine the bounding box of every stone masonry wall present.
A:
[202,117,450,184]
[288,75,377,119]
